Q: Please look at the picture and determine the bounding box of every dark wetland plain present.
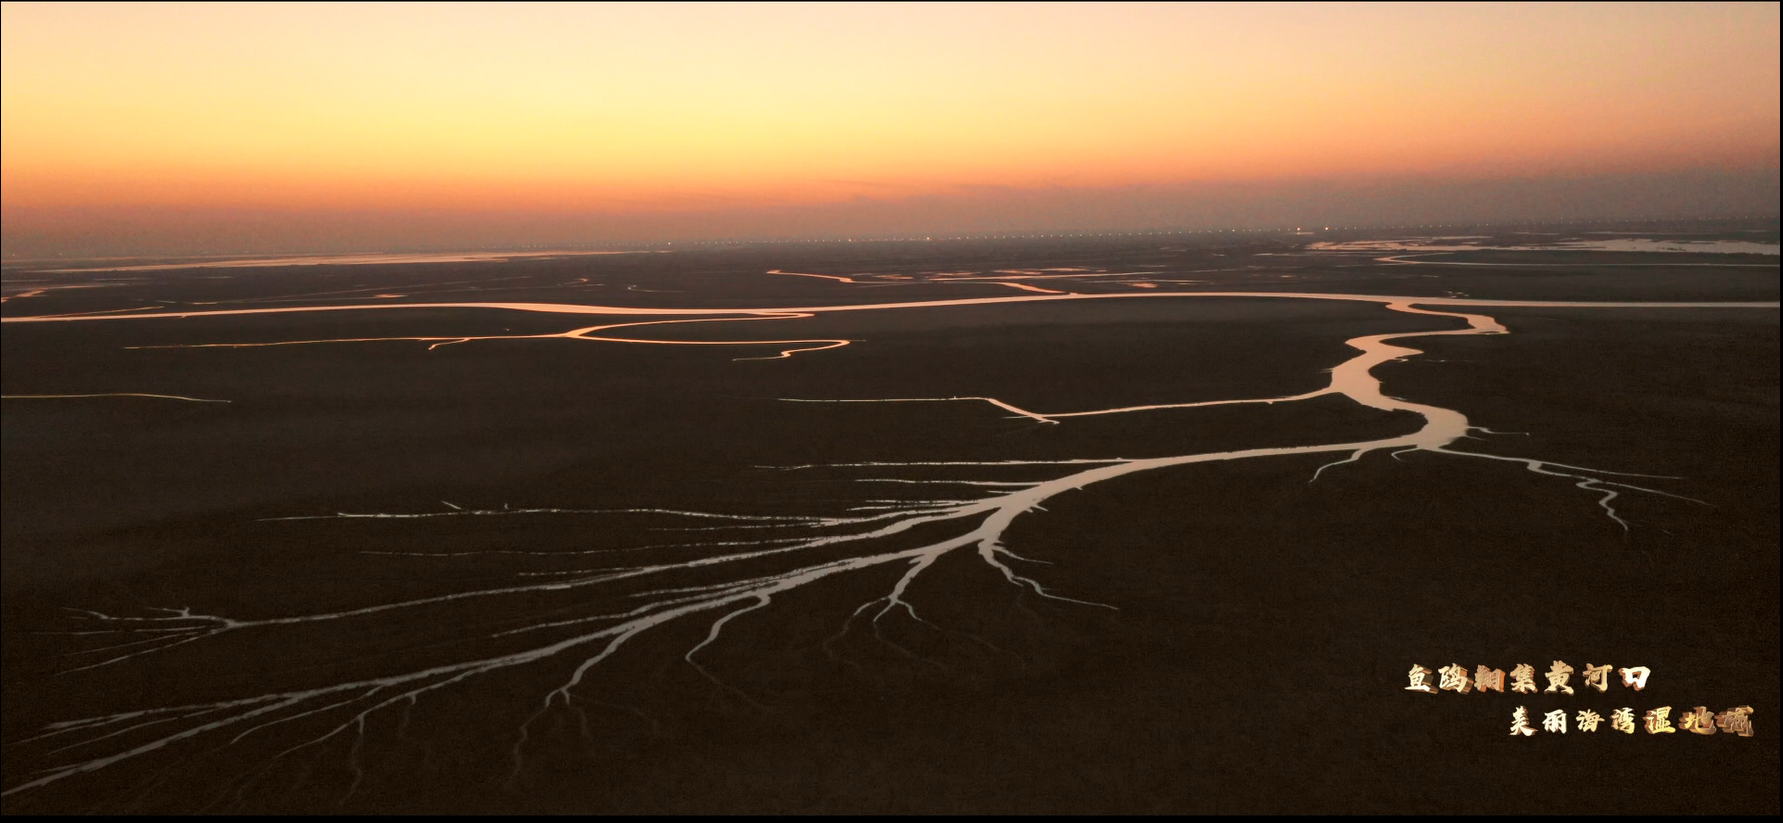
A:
[2,222,1777,814]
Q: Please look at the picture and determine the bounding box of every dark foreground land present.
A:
[2,223,1778,813]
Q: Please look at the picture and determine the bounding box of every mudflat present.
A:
[2,226,1777,813]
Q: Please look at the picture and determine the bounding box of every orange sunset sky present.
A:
[2,2,1778,256]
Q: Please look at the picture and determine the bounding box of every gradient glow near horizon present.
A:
[2,2,1778,250]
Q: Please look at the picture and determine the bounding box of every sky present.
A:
[2,2,1778,256]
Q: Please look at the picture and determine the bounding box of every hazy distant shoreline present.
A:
[1311,237,1781,255]
[14,249,666,274]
